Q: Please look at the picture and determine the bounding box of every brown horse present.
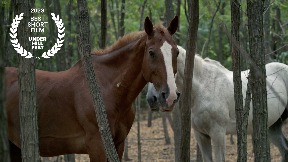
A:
[5,16,180,162]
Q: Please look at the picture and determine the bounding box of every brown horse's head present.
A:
[142,16,180,112]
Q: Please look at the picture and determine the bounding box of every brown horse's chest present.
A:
[113,107,135,143]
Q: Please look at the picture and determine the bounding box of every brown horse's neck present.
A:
[73,36,148,108]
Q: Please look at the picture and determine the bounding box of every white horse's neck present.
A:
[176,47,230,95]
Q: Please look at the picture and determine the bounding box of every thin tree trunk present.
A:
[165,0,174,26]
[136,96,141,162]
[166,113,173,131]
[100,0,107,48]
[147,110,152,127]
[45,0,56,71]
[218,1,226,64]
[263,0,272,61]
[123,138,130,161]
[77,0,120,161]
[74,5,81,61]
[66,0,74,68]
[202,0,221,57]
[231,1,249,161]
[172,105,181,161]
[118,0,125,37]
[15,0,40,161]
[175,0,181,44]
[4,0,15,67]
[54,0,66,71]
[161,112,171,145]
[108,0,118,39]
[0,0,10,161]
[138,0,147,30]
[180,0,199,161]
[196,144,202,162]
[247,0,270,161]
[64,154,75,162]
[164,0,181,158]
[271,5,282,57]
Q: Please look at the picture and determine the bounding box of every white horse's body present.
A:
[147,46,288,162]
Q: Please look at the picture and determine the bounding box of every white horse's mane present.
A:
[203,57,229,72]
[177,45,228,75]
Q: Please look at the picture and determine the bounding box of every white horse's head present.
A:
[146,45,186,111]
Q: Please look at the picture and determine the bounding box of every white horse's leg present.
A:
[211,127,226,162]
[268,109,288,162]
[194,130,212,162]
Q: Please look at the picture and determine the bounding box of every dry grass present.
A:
[42,112,287,162]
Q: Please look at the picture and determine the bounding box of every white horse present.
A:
[146,46,288,162]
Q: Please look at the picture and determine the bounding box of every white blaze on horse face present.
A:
[160,41,177,107]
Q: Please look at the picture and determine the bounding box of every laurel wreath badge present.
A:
[10,13,65,59]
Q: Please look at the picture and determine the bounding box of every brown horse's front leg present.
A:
[116,141,125,160]
[86,139,125,162]
[85,135,107,162]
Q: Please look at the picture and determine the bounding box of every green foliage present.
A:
[3,0,288,71]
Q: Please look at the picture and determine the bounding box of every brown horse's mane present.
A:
[91,24,166,56]
[91,31,145,56]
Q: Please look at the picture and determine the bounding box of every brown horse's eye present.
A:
[149,51,156,58]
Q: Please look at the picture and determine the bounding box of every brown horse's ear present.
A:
[144,16,154,36]
[167,16,179,35]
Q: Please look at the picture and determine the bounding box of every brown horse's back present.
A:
[5,67,86,156]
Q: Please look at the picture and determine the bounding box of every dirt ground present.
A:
[43,111,287,162]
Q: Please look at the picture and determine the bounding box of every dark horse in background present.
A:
[5,16,180,162]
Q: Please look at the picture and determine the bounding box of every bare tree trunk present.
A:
[108,0,118,39]
[4,0,15,67]
[231,1,249,161]
[136,96,141,162]
[247,1,270,161]
[175,0,181,44]
[138,0,147,30]
[0,0,10,161]
[55,2,75,160]
[64,154,75,162]
[263,0,272,62]
[164,0,181,159]
[100,0,107,48]
[180,0,199,161]
[45,0,56,72]
[77,0,120,161]
[172,105,181,161]
[166,113,173,131]
[66,0,74,68]
[202,0,221,57]
[271,5,282,58]
[123,138,130,161]
[196,144,202,162]
[161,112,171,145]
[165,0,174,26]
[118,0,125,37]
[15,0,40,161]
[147,110,152,127]
[54,0,66,71]
[218,1,226,64]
